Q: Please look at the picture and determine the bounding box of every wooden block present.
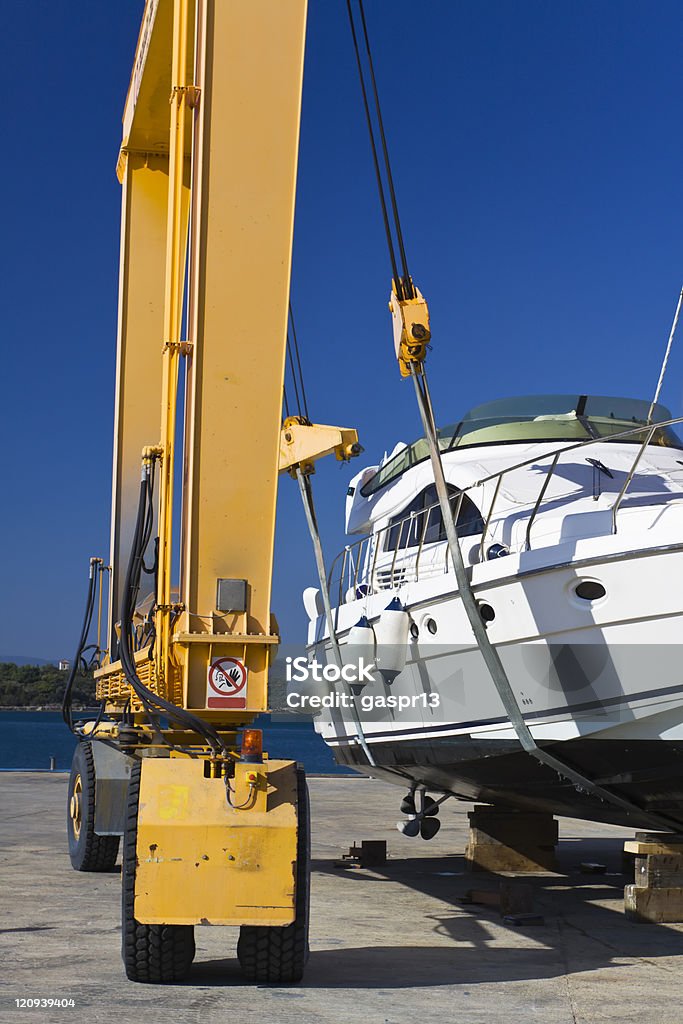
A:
[466,843,558,873]
[359,840,387,867]
[464,888,501,907]
[471,827,561,843]
[625,884,683,923]
[462,882,535,916]
[499,881,534,915]
[624,839,683,856]
[635,853,683,889]
[466,807,558,872]
[467,809,558,845]
[341,840,387,868]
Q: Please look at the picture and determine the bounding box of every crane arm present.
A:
[97,0,359,724]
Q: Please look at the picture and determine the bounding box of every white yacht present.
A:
[303,394,683,828]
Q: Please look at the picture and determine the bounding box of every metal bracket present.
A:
[390,285,431,378]
[162,339,193,355]
[170,84,201,108]
[279,418,362,476]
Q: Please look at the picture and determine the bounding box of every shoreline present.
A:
[0,705,98,713]
[0,707,311,721]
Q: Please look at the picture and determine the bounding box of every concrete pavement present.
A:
[3,773,683,1023]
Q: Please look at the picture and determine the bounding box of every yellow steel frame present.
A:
[135,758,298,925]
[155,0,194,697]
[175,0,308,713]
[96,0,359,727]
[107,154,168,649]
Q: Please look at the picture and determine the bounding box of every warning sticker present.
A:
[206,657,248,709]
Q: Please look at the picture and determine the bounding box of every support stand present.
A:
[624,833,683,922]
[465,806,559,873]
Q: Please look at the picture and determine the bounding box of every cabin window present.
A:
[384,484,484,551]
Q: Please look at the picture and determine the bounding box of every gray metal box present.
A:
[216,577,248,612]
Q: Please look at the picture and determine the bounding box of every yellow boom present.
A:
[99,0,357,717]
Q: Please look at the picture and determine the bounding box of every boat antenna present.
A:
[648,286,683,422]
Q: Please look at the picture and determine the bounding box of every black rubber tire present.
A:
[67,741,120,872]
[121,760,196,983]
[237,766,311,983]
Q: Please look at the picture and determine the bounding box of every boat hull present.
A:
[307,543,683,829]
[328,733,683,828]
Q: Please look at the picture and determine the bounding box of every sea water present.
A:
[0,711,355,774]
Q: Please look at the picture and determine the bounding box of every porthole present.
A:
[574,580,606,602]
[478,602,495,623]
[426,618,438,635]
[410,622,420,640]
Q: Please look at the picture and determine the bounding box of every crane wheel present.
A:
[67,741,120,872]
[121,761,195,983]
[237,766,311,983]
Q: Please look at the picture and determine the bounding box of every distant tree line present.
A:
[0,659,290,710]
[0,663,96,708]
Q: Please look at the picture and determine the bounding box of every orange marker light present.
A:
[241,729,263,763]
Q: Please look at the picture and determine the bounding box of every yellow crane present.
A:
[64,0,359,984]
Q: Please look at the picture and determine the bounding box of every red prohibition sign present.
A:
[208,657,247,697]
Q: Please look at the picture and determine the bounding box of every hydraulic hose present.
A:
[118,464,226,756]
[62,560,98,733]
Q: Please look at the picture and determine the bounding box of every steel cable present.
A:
[346,0,403,296]
[355,0,413,297]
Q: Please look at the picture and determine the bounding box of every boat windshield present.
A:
[361,394,682,497]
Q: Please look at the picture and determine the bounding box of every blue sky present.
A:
[1,1,681,661]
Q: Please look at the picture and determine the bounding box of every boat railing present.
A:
[328,415,683,606]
